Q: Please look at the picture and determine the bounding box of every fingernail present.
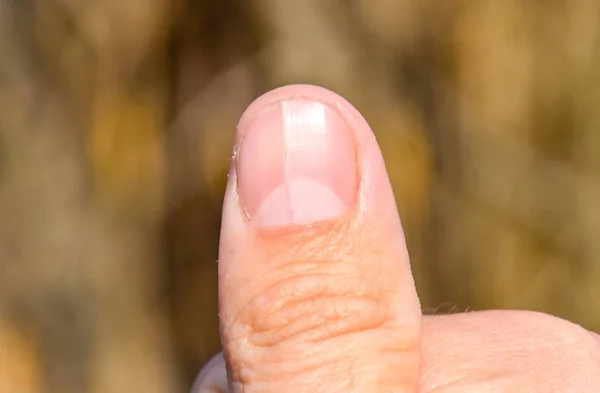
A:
[191,354,227,393]
[236,98,357,227]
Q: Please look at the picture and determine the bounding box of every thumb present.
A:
[217,84,422,392]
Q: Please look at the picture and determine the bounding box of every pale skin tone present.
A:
[192,85,600,392]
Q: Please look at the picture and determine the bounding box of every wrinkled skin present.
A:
[192,85,600,392]
[195,313,600,392]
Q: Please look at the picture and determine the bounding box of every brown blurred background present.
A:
[1,0,600,392]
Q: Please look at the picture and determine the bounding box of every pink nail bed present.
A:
[236,98,357,227]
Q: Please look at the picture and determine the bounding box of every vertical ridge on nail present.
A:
[282,100,328,223]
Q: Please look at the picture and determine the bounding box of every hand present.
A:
[192,85,600,392]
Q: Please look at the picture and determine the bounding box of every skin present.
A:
[192,85,600,392]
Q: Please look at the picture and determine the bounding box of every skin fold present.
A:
[194,312,600,392]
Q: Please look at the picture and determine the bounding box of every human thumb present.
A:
[214,84,422,392]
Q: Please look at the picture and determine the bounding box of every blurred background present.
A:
[1,0,600,392]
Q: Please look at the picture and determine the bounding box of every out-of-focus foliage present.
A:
[1,0,599,392]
